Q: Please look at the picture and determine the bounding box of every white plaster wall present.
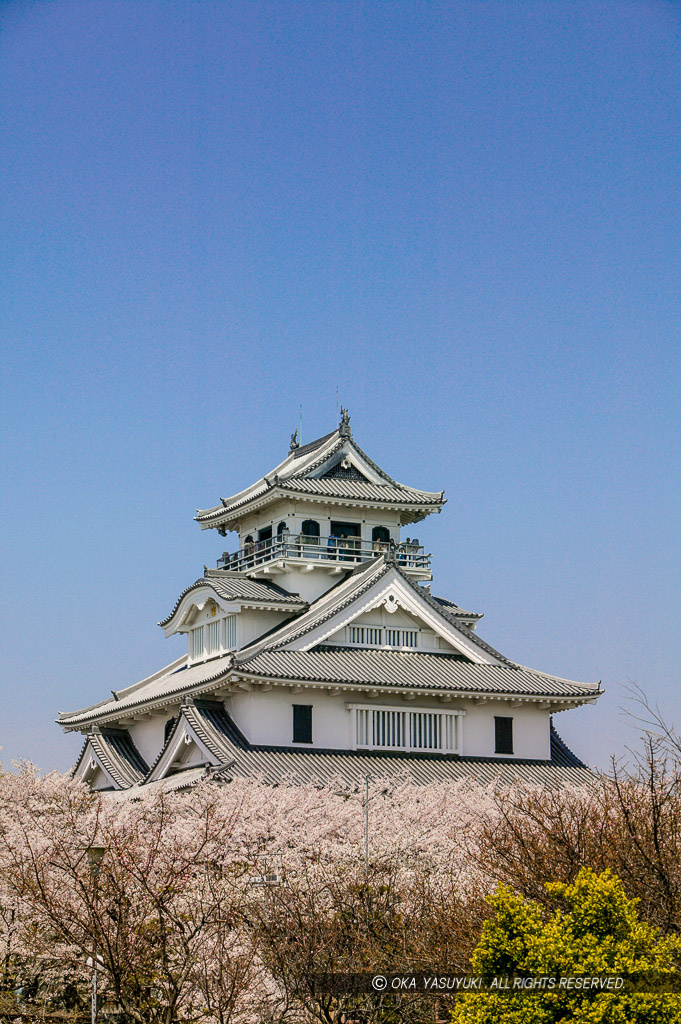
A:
[460,701,551,759]
[128,712,177,764]
[228,689,551,759]
[229,688,354,749]
[237,609,291,649]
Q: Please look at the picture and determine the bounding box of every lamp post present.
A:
[86,846,107,1024]
[364,776,370,876]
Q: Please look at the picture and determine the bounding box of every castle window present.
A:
[223,615,237,650]
[348,626,418,649]
[189,626,204,660]
[292,704,312,744]
[351,703,462,754]
[372,526,390,543]
[385,629,418,648]
[207,620,220,655]
[494,717,514,755]
[301,519,320,543]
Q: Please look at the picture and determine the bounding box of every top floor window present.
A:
[372,526,390,545]
[301,519,320,543]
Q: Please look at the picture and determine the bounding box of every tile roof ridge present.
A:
[431,594,483,619]
[89,731,147,789]
[394,566,515,666]
[291,429,339,458]
[550,720,588,769]
[517,664,603,690]
[158,573,305,629]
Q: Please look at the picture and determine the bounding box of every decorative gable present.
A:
[321,461,369,482]
[275,565,502,664]
[146,711,221,782]
[324,604,465,655]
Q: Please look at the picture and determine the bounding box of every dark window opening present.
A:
[372,526,390,543]
[494,716,513,755]
[277,521,288,536]
[258,526,272,543]
[293,704,312,744]
[301,519,320,543]
[330,521,361,538]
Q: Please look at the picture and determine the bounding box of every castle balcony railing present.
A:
[216,535,432,579]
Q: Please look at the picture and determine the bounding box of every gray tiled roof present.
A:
[238,647,601,700]
[432,595,482,620]
[73,729,149,788]
[234,557,512,668]
[291,430,338,458]
[195,430,444,524]
[159,572,306,627]
[218,747,594,789]
[549,722,586,768]
[59,655,235,726]
[278,478,443,504]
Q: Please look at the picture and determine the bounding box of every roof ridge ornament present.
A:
[289,429,300,452]
[339,406,351,437]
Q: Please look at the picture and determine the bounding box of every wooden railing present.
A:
[217,535,431,573]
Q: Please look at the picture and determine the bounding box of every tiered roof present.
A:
[195,425,445,531]
[75,698,592,792]
[60,555,601,733]
[62,418,602,793]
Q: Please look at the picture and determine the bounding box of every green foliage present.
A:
[452,868,681,1024]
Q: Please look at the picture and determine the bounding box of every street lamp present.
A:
[364,776,370,875]
[86,846,107,1024]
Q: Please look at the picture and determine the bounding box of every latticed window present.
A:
[190,626,204,660]
[349,704,462,754]
[207,621,220,655]
[385,629,418,648]
[348,626,418,649]
[223,614,237,650]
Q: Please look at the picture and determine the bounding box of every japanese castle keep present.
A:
[61,411,601,792]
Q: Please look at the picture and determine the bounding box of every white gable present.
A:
[282,568,502,664]
[164,586,240,635]
[146,712,221,783]
[305,442,383,484]
[325,605,461,654]
[73,740,120,791]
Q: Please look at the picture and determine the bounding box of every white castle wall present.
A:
[228,689,551,760]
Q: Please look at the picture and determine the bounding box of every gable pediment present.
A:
[73,740,120,791]
[320,461,369,482]
[279,567,503,664]
[146,706,227,783]
[302,441,388,485]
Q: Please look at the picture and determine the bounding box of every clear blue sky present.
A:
[1,0,679,772]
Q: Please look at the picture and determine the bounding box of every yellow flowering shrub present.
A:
[452,868,681,1024]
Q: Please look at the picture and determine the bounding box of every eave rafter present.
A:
[63,666,595,735]
[201,488,444,532]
